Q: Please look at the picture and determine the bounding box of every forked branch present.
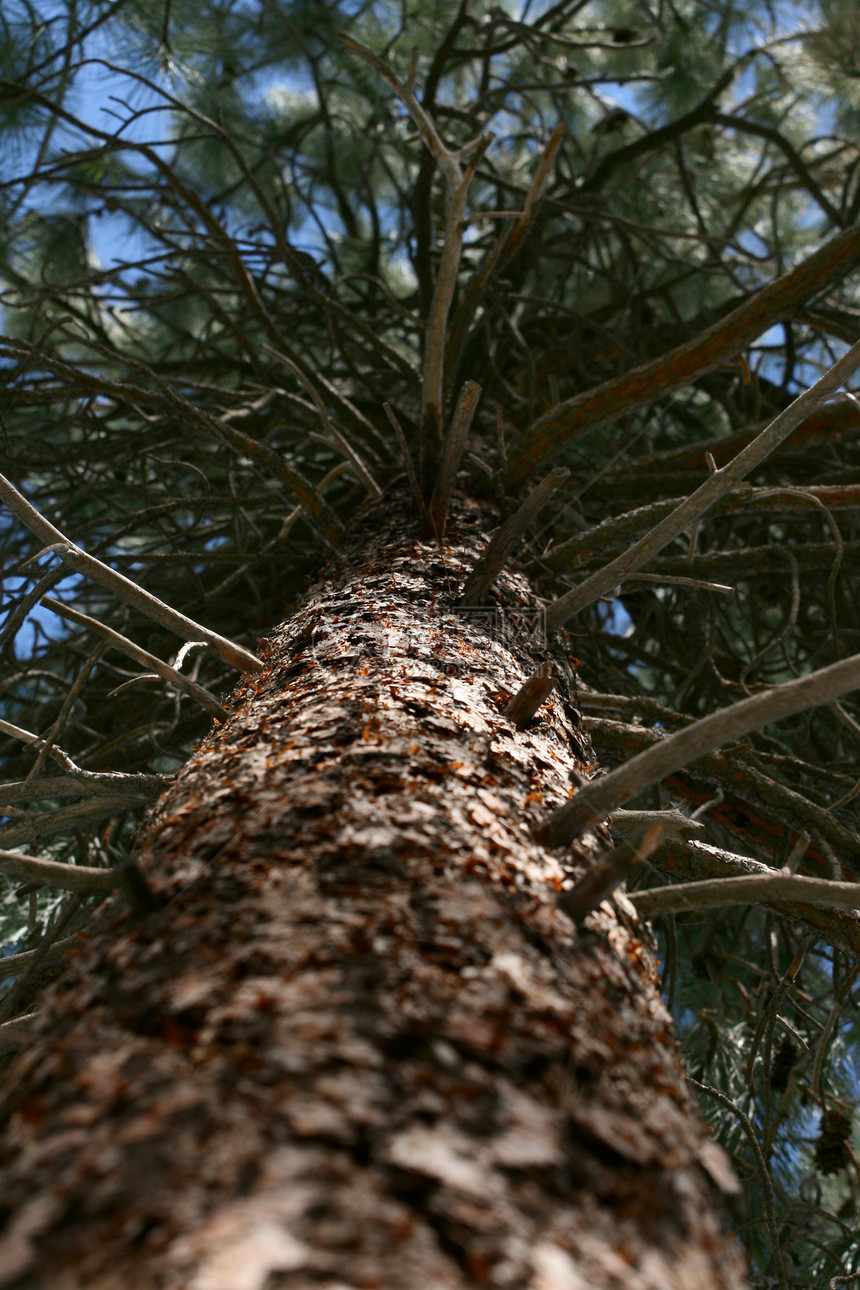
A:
[41,597,228,721]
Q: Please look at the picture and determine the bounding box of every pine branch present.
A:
[538,483,860,575]
[427,380,481,539]
[535,649,860,847]
[508,223,860,483]
[460,466,568,604]
[543,338,860,630]
[0,847,116,896]
[631,872,860,917]
[340,36,489,490]
[41,597,228,721]
[0,470,263,673]
[649,839,860,956]
[445,122,564,372]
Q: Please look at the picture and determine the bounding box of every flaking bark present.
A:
[0,494,746,1290]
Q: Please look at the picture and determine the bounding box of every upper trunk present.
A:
[0,492,747,1290]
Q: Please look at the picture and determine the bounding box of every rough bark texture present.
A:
[0,493,747,1290]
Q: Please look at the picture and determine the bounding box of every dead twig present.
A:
[536,647,860,846]
[631,872,860,918]
[384,403,426,515]
[446,122,564,372]
[41,597,227,720]
[461,466,568,605]
[427,380,481,540]
[341,36,489,490]
[0,469,263,673]
[543,337,860,630]
[508,223,860,484]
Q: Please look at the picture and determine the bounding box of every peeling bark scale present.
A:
[0,494,747,1289]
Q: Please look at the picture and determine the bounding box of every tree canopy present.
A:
[3,0,860,1283]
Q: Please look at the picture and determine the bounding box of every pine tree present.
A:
[2,1,860,1285]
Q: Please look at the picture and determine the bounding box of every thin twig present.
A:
[509,222,860,483]
[0,717,168,799]
[0,468,262,672]
[544,338,860,630]
[341,36,487,488]
[384,402,426,514]
[263,345,382,498]
[810,964,860,1096]
[535,646,860,846]
[687,1076,787,1290]
[0,895,83,1025]
[446,122,564,371]
[460,466,569,605]
[41,596,227,720]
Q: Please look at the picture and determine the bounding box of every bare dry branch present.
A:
[0,798,139,849]
[0,936,78,982]
[0,847,116,896]
[631,872,860,918]
[384,403,425,515]
[41,597,228,720]
[446,122,565,371]
[544,338,860,631]
[340,36,486,487]
[0,470,263,673]
[0,1014,38,1044]
[508,223,860,484]
[536,648,860,846]
[461,466,569,605]
[427,380,481,539]
[0,719,166,799]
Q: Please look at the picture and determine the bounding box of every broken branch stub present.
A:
[503,663,558,730]
[560,824,663,924]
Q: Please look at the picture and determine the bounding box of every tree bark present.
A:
[0,493,747,1290]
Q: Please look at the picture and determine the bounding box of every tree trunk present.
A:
[0,493,747,1290]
